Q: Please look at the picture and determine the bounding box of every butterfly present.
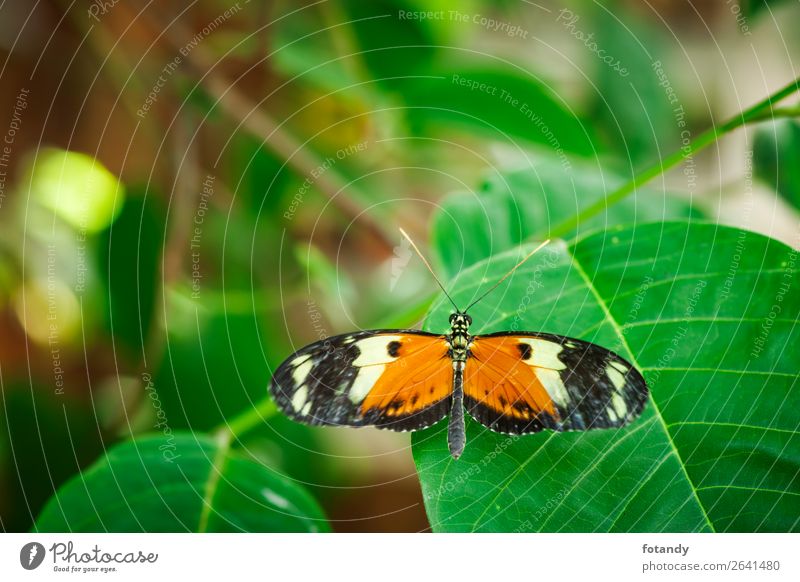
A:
[269,231,648,459]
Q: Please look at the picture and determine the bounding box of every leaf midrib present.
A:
[197,437,231,532]
[567,251,717,533]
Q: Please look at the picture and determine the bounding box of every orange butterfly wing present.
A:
[465,333,647,434]
[359,333,453,429]
[465,335,561,431]
[271,331,453,432]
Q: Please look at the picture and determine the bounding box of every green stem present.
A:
[155,17,396,254]
[549,76,800,239]
[215,398,279,440]
[747,106,800,123]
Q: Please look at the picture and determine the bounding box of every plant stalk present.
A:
[216,398,279,440]
[548,77,800,239]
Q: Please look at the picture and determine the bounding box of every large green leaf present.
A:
[35,434,329,532]
[431,156,702,279]
[413,221,800,532]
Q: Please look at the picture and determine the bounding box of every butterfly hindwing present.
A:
[465,332,648,434]
[270,330,453,432]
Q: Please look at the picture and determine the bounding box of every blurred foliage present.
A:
[753,118,800,211]
[99,185,165,358]
[589,6,678,168]
[0,0,798,532]
[2,384,106,532]
[431,151,702,279]
[741,0,793,17]
[28,149,126,232]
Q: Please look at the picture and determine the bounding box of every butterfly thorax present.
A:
[447,312,473,363]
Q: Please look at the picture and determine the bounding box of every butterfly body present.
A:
[269,311,648,459]
[445,312,472,458]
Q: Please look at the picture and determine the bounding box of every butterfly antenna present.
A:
[464,239,551,312]
[399,228,461,312]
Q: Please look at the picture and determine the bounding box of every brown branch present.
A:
[155,17,394,253]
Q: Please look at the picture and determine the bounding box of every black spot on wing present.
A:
[387,340,401,357]
[517,343,532,360]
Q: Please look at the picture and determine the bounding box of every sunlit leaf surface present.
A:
[414,221,800,532]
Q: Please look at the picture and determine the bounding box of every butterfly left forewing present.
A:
[270,330,453,432]
[465,332,648,434]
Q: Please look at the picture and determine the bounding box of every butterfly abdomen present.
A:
[447,361,466,459]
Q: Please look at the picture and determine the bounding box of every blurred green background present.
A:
[0,0,798,532]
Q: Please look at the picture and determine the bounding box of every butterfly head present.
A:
[449,312,472,335]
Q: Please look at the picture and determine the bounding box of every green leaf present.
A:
[431,156,702,279]
[342,0,439,85]
[1,387,106,532]
[740,0,794,18]
[402,68,598,155]
[35,433,329,532]
[154,301,273,431]
[271,0,435,93]
[99,186,165,359]
[588,6,680,165]
[753,118,800,211]
[413,221,800,532]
